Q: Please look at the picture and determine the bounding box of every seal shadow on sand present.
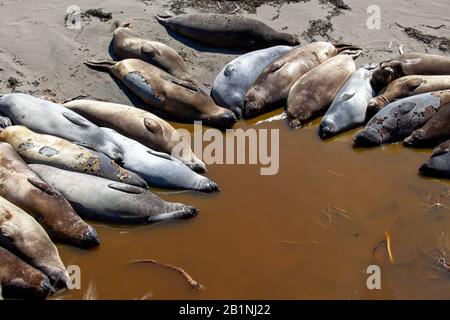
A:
[163,27,251,55]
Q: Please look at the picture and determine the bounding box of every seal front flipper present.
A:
[143,117,164,136]
[399,102,416,114]
[267,60,286,73]
[62,112,92,128]
[83,60,116,72]
[170,78,199,92]
[155,13,174,26]
[341,90,356,101]
[147,148,175,161]
[107,182,144,194]
[141,43,162,59]
[27,177,58,196]
[405,78,423,90]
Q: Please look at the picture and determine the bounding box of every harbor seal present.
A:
[0,142,99,248]
[366,75,450,119]
[419,152,450,179]
[211,45,293,117]
[101,128,219,192]
[0,246,52,299]
[30,164,198,224]
[84,59,237,129]
[0,125,147,187]
[63,99,206,173]
[0,93,122,161]
[371,53,450,92]
[404,103,450,147]
[112,21,196,84]
[0,195,70,287]
[354,90,450,147]
[287,54,357,128]
[319,67,375,139]
[243,42,361,118]
[155,13,299,49]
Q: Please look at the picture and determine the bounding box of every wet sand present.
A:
[1,0,450,299]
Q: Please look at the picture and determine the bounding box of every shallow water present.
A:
[1,0,450,299]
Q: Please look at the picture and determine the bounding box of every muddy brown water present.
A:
[1,0,450,299]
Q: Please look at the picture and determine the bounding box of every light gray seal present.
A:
[30,164,198,224]
[319,67,375,139]
[101,128,220,192]
[211,45,293,117]
[0,93,123,161]
[354,90,450,146]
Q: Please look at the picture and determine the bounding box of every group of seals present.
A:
[155,13,299,49]
[354,90,450,146]
[84,59,237,129]
[0,195,70,288]
[243,42,361,118]
[0,142,99,248]
[287,54,357,128]
[63,99,206,173]
[0,125,147,187]
[211,45,294,117]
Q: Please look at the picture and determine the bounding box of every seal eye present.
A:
[224,65,235,77]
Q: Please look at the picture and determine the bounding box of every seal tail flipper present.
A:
[83,60,116,72]
[334,43,363,58]
[148,206,199,223]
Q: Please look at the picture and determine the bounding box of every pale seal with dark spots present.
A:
[0,125,147,187]
[354,90,450,147]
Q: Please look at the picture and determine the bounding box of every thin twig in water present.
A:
[130,259,205,290]
[327,170,347,178]
[275,240,300,245]
[311,218,336,232]
[332,206,353,222]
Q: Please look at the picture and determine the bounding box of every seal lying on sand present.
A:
[243,42,361,118]
[354,90,450,147]
[366,75,450,119]
[0,142,99,248]
[0,93,122,161]
[30,164,198,224]
[63,99,206,173]
[0,125,147,187]
[419,152,450,179]
[0,195,70,287]
[371,53,450,92]
[155,13,299,49]
[287,54,357,128]
[101,128,219,192]
[0,246,52,299]
[84,59,237,129]
[319,67,375,139]
[211,45,293,117]
[112,21,196,84]
[404,103,450,147]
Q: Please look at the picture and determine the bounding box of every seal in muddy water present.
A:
[0,142,99,248]
[30,164,199,224]
[0,125,147,187]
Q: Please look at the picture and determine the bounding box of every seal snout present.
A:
[189,161,207,173]
[200,179,220,193]
[404,129,425,147]
[353,129,381,147]
[80,227,101,248]
[182,206,199,219]
[319,120,337,139]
